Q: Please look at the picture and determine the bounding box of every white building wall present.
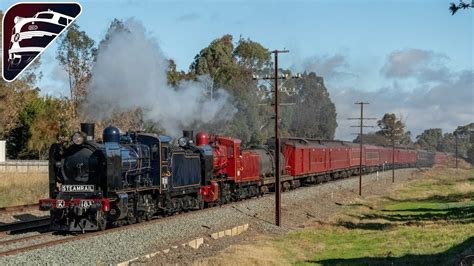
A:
[0,140,5,162]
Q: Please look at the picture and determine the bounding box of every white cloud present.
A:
[300,54,356,81]
[381,48,450,82]
[325,49,473,141]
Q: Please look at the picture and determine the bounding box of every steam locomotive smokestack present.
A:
[183,130,194,140]
[81,123,95,141]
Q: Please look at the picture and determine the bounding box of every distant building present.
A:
[0,140,5,162]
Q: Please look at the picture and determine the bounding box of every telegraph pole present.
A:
[273,50,285,227]
[455,132,459,169]
[392,138,395,183]
[348,102,375,196]
[387,131,402,183]
[252,49,301,226]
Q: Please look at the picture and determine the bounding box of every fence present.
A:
[0,160,49,173]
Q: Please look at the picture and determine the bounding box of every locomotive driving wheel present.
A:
[136,211,145,223]
[145,211,152,221]
[126,209,137,225]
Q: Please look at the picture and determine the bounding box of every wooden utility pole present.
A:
[392,138,395,183]
[273,50,286,226]
[455,132,459,169]
[386,131,402,183]
[348,102,375,196]
[252,50,301,226]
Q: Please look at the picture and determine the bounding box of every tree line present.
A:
[354,113,474,163]
[1,13,471,163]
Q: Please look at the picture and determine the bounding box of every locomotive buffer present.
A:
[348,102,375,196]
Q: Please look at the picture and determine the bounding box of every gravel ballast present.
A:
[0,168,420,265]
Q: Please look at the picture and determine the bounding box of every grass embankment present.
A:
[282,167,474,265]
[0,172,48,207]
[207,167,474,265]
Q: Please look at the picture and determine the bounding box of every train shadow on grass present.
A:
[306,236,474,265]
[359,206,474,224]
[367,193,474,224]
[335,221,395,230]
[383,192,473,204]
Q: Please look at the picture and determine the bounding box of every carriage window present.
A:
[37,13,54,19]
[59,17,68,25]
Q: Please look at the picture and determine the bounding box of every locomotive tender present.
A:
[39,123,446,232]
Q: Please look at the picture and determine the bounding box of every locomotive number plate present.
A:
[56,200,65,209]
[80,200,94,208]
[60,185,95,192]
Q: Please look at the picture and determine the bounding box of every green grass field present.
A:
[279,168,474,265]
[202,167,474,265]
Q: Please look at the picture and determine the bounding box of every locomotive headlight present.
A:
[71,132,84,145]
[178,137,188,147]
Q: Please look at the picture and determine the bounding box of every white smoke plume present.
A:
[83,18,235,136]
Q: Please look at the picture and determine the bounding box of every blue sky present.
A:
[1,0,473,139]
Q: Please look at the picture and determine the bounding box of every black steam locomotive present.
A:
[40,123,213,232]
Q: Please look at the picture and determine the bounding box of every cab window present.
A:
[228,146,234,158]
[161,147,169,161]
[151,144,159,160]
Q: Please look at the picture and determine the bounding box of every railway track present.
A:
[0,203,50,236]
[0,194,259,257]
[0,217,50,235]
[0,196,248,257]
[0,168,420,257]
[0,233,50,246]
[0,203,39,213]
[0,233,75,257]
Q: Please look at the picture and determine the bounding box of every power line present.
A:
[348,102,376,196]
[252,49,301,226]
